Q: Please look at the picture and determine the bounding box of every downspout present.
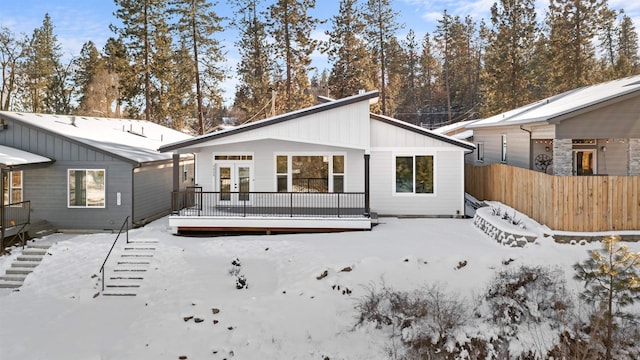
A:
[520,126,532,169]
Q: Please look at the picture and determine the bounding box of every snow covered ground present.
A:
[1,211,638,359]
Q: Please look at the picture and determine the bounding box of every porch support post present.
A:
[364,154,370,216]
[172,153,180,192]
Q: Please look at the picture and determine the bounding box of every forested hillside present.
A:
[0,0,638,134]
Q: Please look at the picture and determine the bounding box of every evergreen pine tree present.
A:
[325,0,376,99]
[482,0,538,115]
[616,14,640,76]
[23,13,62,113]
[574,235,640,360]
[363,0,402,116]
[230,0,274,122]
[171,0,226,134]
[268,0,318,113]
[103,37,131,117]
[112,0,170,120]
[545,0,605,92]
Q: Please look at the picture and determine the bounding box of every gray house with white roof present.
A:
[467,75,640,176]
[0,112,193,235]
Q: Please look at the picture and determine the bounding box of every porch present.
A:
[169,190,372,233]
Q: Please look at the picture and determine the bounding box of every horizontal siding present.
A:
[472,127,531,169]
[556,96,640,139]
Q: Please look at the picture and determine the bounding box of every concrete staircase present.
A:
[0,242,52,290]
[101,239,158,297]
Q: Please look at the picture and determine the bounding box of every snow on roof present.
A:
[451,129,473,140]
[431,120,476,135]
[0,112,193,164]
[0,145,52,168]
[469,75,640,128]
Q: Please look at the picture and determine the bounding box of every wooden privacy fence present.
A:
[465,163,640,232]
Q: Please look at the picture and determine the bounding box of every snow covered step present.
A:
[11,262,39,268]
[22,248,47,256]
[106,284,140,288]
[17,255,43,262]
[0,281,22,288]
[0,275,27,282]
[26,243,52,249]
[128,240,158,244]
[6,268,33,275]
[113,269,147,272]
[116,261,150,265]
[102,292,137,297]
[109,276,144,280]
[124,247,156,251]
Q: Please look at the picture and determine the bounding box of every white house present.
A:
[159,91,474,234]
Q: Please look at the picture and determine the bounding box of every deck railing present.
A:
[1,201,31,252]
[171,190,367,218]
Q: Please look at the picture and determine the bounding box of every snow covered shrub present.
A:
[354,284,394,329]
[485,265,572,335]
[355,283,497,359]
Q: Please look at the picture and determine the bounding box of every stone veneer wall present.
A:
[629,139,640,175]
[552,139,573,175]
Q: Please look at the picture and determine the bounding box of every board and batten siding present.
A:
[1,117,136,230]
[369,119,467,216]
[193,102,371,151]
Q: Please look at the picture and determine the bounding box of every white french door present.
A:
[216,163,252,203]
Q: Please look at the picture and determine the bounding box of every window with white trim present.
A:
[395,155,434,194]
[275,154,345,193]
[68,169,106,208]
[2,171,22,204]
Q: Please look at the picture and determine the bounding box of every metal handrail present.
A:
[98,216,130,292]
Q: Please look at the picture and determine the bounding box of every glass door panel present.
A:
[238,166,250,201]
[219,166,231,201]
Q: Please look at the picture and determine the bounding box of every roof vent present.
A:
[70,116,77,126]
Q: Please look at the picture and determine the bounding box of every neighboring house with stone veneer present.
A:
[466,75,640,176]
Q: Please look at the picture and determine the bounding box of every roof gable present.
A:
[0,112,192,164]
[159,91,379,152]
[370,113,475,151]
[469,75,640,128]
